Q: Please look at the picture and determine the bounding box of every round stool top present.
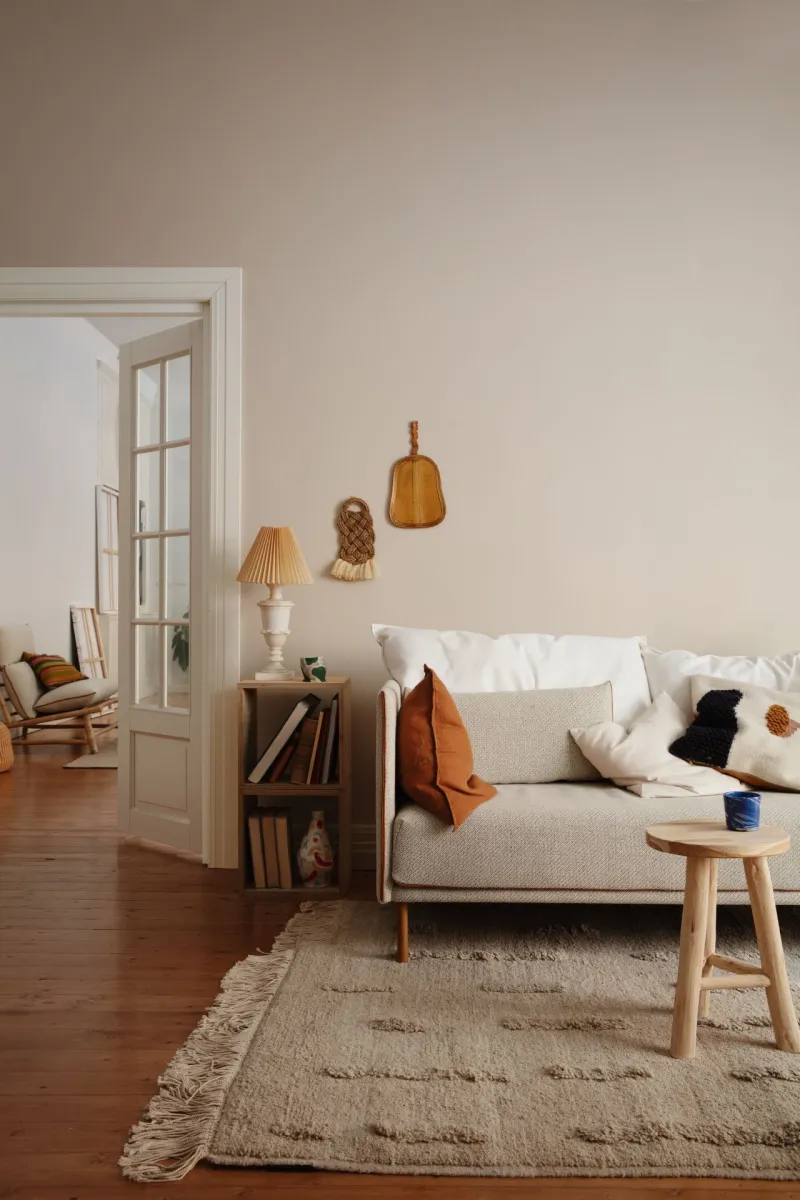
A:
[646,820,790,860]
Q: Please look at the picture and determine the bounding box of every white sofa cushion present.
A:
[454,683,612,783]
[570,691,736,797]
[390,782,800,893]
[34,677,117,715]
[643,646,800,722]
[373,624,651,725]
[2,661,43,718]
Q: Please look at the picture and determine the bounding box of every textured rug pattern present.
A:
[123,900,800,1180]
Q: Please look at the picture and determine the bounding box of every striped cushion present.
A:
[22,652,87,690]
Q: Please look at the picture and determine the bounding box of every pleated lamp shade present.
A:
[237,526,313,586]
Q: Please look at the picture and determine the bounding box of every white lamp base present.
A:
[255,666,296,681]
[257,588,295,680]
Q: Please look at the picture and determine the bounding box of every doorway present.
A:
[0,268,242,868]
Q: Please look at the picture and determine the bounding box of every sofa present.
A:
[374,628,800,962]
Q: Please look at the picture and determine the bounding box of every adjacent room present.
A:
[1,1,799,1196]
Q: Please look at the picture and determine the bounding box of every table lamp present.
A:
[237,526,313,680]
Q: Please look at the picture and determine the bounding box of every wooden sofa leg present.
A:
[396,902,409,964]
[83,715,99,754]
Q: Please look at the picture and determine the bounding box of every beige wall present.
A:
[2,0,799,827]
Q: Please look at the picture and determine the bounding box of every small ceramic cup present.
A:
[300,656,327,683]
[723,790,761,832]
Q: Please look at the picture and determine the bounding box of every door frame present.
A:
[0,267,242,868]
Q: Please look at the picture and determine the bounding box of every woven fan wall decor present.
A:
[331,497,379,581]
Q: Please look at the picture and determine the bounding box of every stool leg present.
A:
[671,856,710,1060]
[744,857,800,1053]
[699,858,718,1018]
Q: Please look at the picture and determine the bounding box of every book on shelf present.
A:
[267,728,300,783]
[305,711,325,784]
[248,693,320,784]
[290,715,320,784]
[261,813,280,887]
[310,710,330,784]
[247,813,267,888]
[329,730,339,783]
[321,695,338,784]
[274,810,293,888]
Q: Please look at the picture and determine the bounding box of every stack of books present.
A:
[247,693,339,786]
[247,809,294,889]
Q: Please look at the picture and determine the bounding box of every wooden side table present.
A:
[238,677,352,897]
[646,819,800,1060]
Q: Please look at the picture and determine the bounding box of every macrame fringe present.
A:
[331,556,379,581]
[119,901,342,1183]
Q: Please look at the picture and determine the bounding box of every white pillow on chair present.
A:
[2,661,43,719]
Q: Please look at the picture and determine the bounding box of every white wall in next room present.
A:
[0,318,118,661]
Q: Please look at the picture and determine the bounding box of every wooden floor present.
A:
[1,740,796,1199]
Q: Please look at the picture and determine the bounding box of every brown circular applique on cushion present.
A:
[766,703,800,739]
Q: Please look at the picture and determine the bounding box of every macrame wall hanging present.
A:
[331,497,379,581]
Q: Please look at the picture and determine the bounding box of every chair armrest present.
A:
[376,680,401,903]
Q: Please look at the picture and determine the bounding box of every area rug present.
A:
[64,749,117,768]
[120,900,800,1182]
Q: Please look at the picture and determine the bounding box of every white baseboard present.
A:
[353,822,376,870]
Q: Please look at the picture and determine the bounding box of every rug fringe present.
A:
[119,900,341,1182]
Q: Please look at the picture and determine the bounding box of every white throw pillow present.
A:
[373,625,651,725]
[570,691,736,797]
[642,646,800,723]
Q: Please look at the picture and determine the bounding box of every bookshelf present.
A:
[238,676,352,897]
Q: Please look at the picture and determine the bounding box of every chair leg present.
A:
[699,858,718,1018]
[83,715,99,755]
[744,856,800,1053]
[671,855,710,1060]
[396,902,409,964]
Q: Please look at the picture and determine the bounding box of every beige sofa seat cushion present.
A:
[0,624,35,668]
[34,677,117,715]
[2,661,44,718]
[391,782,800,894]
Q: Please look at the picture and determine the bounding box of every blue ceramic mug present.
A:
[723,790,761,832]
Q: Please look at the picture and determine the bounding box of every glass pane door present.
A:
[132,352,191,712]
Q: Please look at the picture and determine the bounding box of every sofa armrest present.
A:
[376,680,401,903]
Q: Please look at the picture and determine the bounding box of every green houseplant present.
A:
[171,611,189,673]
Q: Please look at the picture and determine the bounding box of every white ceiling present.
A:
[86,315,194,347]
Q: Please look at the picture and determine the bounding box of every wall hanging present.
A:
[389,420,446,528]
[331,497,378,580]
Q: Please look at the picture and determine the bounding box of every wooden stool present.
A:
[646,820,800,1060]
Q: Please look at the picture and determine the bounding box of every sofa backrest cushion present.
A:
[373,624,650,726]
[397,665,497,827]
[454,682,612,784]
[643,647,800,723]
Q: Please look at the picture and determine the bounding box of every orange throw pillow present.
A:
[397,665,497,827]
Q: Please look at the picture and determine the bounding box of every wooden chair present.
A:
[0,623,118,754]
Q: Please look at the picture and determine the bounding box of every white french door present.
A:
[117,322,205,854]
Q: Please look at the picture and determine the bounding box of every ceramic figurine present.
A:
[300,656,327,682]
[297,810,334,887]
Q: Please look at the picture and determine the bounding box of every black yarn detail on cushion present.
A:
[669,689,742,770]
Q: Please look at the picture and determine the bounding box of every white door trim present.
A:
[0,267,242,868]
